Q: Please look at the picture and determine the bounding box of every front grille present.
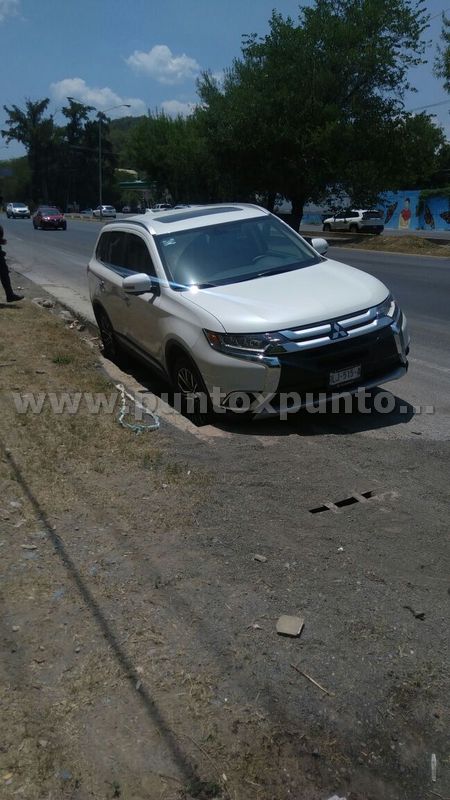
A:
[277,326,400,393]
[278,305,397,352]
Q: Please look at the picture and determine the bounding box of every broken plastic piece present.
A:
[276,615,304,637]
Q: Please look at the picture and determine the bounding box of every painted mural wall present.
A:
[300,191,450,230]
[380,190,450,231]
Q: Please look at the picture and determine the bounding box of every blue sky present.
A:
[0,0,449,160]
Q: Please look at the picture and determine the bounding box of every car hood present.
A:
[182,258,389,332]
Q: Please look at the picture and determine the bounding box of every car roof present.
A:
[103,203,270,235]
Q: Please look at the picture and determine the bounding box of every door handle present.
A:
[99,280,105,292]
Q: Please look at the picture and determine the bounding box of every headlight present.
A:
[204,329,288,355]
[374,295,397,319]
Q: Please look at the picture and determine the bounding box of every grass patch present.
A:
[52,353,74,365]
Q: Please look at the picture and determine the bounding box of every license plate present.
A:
[329,364,361,386]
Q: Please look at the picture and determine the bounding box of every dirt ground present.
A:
[339,234,450,257]
[1,291,449,800]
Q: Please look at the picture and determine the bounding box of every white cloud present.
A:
[126,44,199,85]
[160,99,196,117]
[50,78,146,116]
[0,0,19,23]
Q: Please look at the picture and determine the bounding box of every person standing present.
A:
[0,225,23,302]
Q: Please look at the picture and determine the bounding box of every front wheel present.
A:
[323,223,331,232]
[349,224,359,233]
[172,355,211,425]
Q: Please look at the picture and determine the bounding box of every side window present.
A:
[109,232,127,269]
[96,232,111,263]
[124,234,156,276]
[96,231,128,271]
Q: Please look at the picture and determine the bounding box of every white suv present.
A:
[6,202,31,219]
[323,209,384,234]
[87,204,409,417]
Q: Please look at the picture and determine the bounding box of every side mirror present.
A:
[311,237,328,256]
[122,273,156,294]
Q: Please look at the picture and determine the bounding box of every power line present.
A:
[429,7,450,20]
[406,98,450,112]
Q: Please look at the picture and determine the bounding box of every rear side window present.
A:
[362,210,383,220]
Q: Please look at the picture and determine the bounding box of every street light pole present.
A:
[97,104,131,219]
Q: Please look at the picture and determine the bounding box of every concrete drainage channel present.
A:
[309,489,398,514]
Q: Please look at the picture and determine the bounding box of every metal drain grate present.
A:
[309,490,377,514]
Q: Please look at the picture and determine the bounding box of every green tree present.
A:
[435,14,450,93]
[1,99,56,203]
[126,112,220,203]
[197,0,431,227]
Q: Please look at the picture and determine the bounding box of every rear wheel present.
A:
[97,307,120,361]
[172,355,211,425]
[349,224,358,233]
[323,223,331,232]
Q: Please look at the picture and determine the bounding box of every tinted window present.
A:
[96,231,127,270]
[96,231,156,277]
[124,234,156,275]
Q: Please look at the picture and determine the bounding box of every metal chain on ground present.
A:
[116,383,160,433]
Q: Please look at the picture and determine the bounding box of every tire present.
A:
[172,354,211,425]
[97,307,121,362]
[349,224,358,233]
[323,223,331,232]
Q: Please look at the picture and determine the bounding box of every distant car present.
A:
[93,205,116,218]
[80,208,93,217]
[151,203,172,212]
[33,206,66,230]
[6,202,31,219]
[322,209,384,234]
[122,205,145,214]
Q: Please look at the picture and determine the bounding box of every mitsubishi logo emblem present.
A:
[330,321,348,340]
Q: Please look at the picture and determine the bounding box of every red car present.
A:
[33,206,67,230]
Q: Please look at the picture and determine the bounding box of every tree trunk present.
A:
[281,196,305,231]
[290,197,305,232]
[266,191,276,213]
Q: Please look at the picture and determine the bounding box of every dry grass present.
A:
[343,234,450,257]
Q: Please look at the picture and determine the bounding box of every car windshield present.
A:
[40,207,60,214]
[14,203,27,208]
[154,216,322,289]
